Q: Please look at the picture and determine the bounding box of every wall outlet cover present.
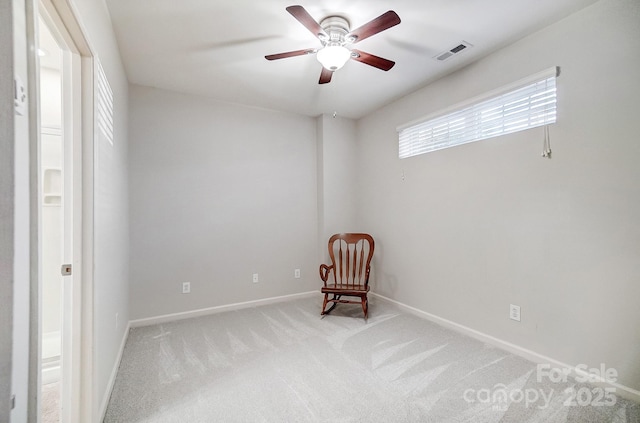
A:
[510,304,521,322]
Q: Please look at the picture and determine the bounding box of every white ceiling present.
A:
[106,0,598,119]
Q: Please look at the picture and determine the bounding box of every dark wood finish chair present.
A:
[319,233,375,320]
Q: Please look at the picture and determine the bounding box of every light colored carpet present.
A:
[104,296,639,422]
[41,381,59,423]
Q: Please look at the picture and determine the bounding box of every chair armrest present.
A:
[319,264,333,284]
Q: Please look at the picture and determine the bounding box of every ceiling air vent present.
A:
[434,41,473,62]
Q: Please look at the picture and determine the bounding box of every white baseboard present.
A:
[98,321,131,422]
[42,330,61,359]
[41,360,60,385]
[370,292,640,404]
[41,331,61,385]
[129,291,321,328]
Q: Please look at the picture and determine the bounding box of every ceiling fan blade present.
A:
[286,5,327,40]
[319,67,333,84]
[265,48,316,61]
[351,49,395,71]
[347,11,401,43]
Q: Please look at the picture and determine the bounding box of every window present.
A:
[398,67,558,159]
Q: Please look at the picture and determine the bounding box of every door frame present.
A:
[28,0,95,421]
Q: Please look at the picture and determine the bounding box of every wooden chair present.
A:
[319,233,375,320]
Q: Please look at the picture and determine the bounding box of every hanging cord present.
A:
[542,125,552,158]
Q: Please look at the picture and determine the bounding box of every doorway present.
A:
[36,3,85,421]
[38,16,63,423]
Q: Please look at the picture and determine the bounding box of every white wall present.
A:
[129,85,318,320]
[40,67,63,341]
[39,67,61,127]
[316,114,359,259]
[357,0,640,393]
[68,0,131,418]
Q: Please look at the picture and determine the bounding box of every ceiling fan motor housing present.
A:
[319,16,351,46]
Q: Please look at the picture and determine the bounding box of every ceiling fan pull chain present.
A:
[542,125,552,159]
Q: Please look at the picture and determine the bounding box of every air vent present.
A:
[434,41,473,62]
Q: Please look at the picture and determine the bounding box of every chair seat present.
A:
[321,284,370,295]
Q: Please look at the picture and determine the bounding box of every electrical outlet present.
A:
[294,269,301,279]
[182,282,191,294]
[253,273,259,283]
[510,304,521,322]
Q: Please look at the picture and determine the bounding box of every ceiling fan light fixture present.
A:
[316,45,350,71]
[267,7,400,84]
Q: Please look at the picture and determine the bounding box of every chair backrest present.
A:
[326,233,374,287]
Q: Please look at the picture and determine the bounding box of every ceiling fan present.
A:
[265,5,401,84]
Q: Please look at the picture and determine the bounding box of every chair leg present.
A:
[361,295,368,320]
[321,293,328,315]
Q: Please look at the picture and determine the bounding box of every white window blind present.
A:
[398,67,558,159]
